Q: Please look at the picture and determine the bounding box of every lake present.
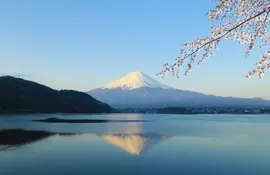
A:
[1,114,270,175]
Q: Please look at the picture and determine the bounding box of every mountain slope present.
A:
[0,76,116,113]
[88,72,270,109]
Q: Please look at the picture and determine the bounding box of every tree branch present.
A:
[163,8,269,73]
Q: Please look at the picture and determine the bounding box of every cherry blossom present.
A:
[158,0,270,78]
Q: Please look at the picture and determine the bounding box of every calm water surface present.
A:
[1,114,270,175]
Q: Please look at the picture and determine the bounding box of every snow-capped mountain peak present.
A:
[101,72,173,90]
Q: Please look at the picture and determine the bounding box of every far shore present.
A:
[33,117,152,123]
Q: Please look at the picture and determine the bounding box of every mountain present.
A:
[88,72,270,109]
[0,76,116,113]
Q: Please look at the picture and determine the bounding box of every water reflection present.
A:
[102,133,169,155]
[0,129,76,150]
[0,115,172,155]
[100,118,171,155]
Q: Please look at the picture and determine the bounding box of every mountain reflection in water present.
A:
[0,117,171,155]
[0,129,76,150]
[101,133,169,155]
[100,119,171,155]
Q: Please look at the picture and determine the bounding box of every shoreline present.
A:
[33,117,152,123]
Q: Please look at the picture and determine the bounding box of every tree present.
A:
[158,0,270,78]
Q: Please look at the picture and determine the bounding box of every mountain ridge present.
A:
[0,76,117,113]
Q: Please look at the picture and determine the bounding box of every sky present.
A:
[0,0,269,99]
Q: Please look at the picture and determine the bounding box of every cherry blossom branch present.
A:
[185,10,268,60]
[158,0,270,79]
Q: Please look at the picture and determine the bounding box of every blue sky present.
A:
[1,0,269,99]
